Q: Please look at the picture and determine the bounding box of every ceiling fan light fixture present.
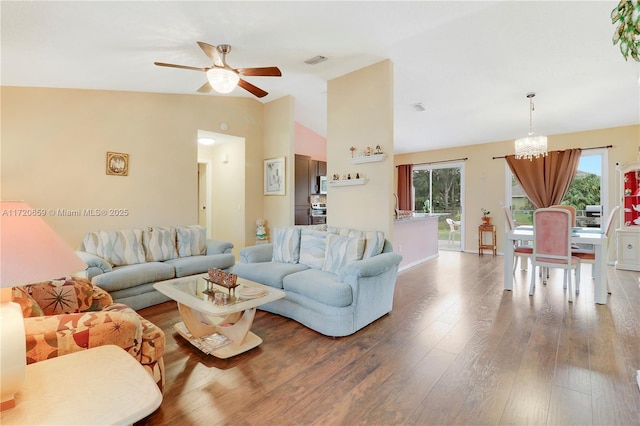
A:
[514,92,548,161]
[206,68,240,94]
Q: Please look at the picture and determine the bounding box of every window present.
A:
[507,149,608,227]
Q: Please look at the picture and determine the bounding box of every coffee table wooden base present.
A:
[176,303,263,359]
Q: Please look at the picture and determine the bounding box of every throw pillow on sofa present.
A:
[24,277,102,315]
[322,234,365,274]
[82,229,146,266]
[143,226,178,262]
[326,226,385,259]
[272,226,301,263]
[176,225,207,257]
[299,228,327,269]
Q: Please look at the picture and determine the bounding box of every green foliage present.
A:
[413,168,461,213]
[563,173,601,211]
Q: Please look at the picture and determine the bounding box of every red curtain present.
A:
[506,148,582,208]
[397,164,413,210]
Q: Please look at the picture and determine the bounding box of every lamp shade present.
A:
[1,201,87,287]
[206,68,240,94]
[1,201,87,411]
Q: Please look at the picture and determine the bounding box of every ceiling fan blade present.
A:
[238,78,268,98]
[197,41,224,67]
[154,62,207,72]
[236,67,282,77]
[197,81,212,93]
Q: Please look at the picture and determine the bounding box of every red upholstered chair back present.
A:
[549,204,576,227]
[533,208,571,260]
[502,206,515,231]
[603,206,620,238]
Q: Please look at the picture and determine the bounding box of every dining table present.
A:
[504,225,609,304]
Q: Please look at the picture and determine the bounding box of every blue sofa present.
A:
[233,225,402,337]
[76,225,235,310]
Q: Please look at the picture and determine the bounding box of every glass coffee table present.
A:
[154,274,285,359]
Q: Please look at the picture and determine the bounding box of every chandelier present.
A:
[514,92,548,161]
[611,0,640,61]
[206,68,240,94]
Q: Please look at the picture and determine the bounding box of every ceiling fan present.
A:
[154,42,281,98]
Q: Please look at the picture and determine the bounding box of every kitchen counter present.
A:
[393,212,441,271]
[394,212,448,222]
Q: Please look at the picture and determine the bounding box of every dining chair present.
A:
[530,208,581,302]
[571,206,619,294]
[502,206,533,272]
[445,218,460,246]
[549,204,577,226]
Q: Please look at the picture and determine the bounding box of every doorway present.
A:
[413,163,465,251]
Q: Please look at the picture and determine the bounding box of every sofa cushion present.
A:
[92,262,175,292]
[233,261,308,289]
[164,253,236,278]
[272,226,301,263]
[299,228,327,269]
[82,229,146,266]
[283,269,353,307]
[322,234,365,275]
[176,225,207,257]
[143,226,178,262]
[327,226,385,259]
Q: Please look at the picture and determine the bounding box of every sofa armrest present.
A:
[75,251,112,273]
[239,243,274,263]
[338,252,403,281]
[206,239,234,255]
[24,309,142,364]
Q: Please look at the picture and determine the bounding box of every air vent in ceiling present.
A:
[412,103,426,112]
[304,55,328,65]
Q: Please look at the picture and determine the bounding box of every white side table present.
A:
[0,345,162,425]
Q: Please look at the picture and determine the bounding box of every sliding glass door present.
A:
[413,163,465,251]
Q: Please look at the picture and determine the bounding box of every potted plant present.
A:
[481,208,491,225]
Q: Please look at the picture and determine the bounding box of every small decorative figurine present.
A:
[350,146,356,157]
[375,145,382,154]
[347,173,351,180]
[256,218,266,240]
[355,172,360,179]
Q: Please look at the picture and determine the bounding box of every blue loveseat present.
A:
[233,225,402,337]
[76,225,235,310]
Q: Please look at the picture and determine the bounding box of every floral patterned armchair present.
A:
[12,277,165,392]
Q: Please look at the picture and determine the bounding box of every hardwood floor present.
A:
[137,251,640,425]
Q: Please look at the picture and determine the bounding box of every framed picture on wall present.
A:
[264,157,285,195]
[106,152,129,176]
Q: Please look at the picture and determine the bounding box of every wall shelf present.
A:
[348,154,386,164]
[328,178,368,187]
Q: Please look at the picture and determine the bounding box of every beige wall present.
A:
[262,95,295,232]
[394,124,640,254]
[1,86,264,249]
[327,60,395,237]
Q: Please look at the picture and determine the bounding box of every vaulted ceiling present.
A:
[2,1,638,153]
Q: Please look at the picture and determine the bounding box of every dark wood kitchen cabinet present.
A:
[295,155,326,225]
[295,155,312,225]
